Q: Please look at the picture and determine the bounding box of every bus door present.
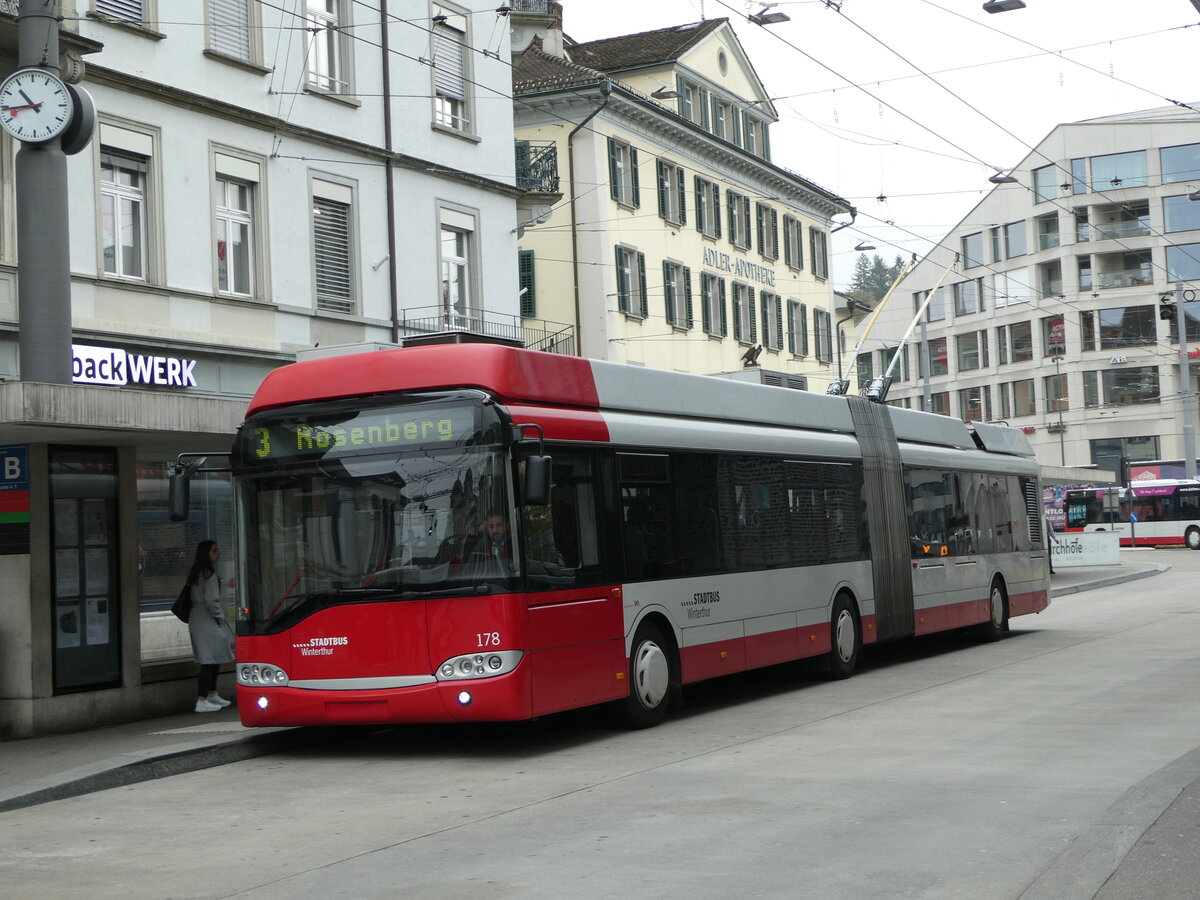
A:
[906,467,952,634]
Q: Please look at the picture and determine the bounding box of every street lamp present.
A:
[983,1,1026,11]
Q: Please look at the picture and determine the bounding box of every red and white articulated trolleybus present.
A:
[1064,480,1200,549]
[177,343,1050,729]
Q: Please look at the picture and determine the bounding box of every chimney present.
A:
[542,2,566,58]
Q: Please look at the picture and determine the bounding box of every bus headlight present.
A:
[435,650,522,681]
[237,663,289,687]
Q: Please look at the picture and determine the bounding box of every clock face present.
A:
[0,69,74,144]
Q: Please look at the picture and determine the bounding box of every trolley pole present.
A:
[1177,282,1197,482]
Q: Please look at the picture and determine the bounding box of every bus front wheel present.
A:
[1187,527,1200,551]
[616,621,673,729]
[828,594,861,680]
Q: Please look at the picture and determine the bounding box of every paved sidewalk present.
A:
[0,553,1172,817]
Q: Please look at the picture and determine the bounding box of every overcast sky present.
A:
[558,0,1200,287]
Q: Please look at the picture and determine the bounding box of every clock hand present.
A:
[18,89,35,107]
[4,101,43,116]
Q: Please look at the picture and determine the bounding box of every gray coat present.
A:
[188,572,234,665]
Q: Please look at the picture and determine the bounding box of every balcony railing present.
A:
[515,141,560,194]
[1093,221,1151,240]
[399,306,575,355]
[510,0,553,12]
[1095,270,1152,289]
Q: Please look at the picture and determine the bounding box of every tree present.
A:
[848,254,906,309]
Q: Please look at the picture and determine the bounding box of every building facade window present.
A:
[207,0,260,64]
[694,176,721,239]
[95,0,153,24]
[813,308,832,362]
[1011,379,1036,416]
[1074,210,1090,242]
[518,249,535,317]
[306,0,351,93]
[929,392,950,416]
[100,150,148,280]
[1032,165,1057,203]
[1070,158,1087,194]
[956,330,988,371]
[927,337,948,376]
[1166,243,1200,282]
[1089,150,1147,189]
[993,268,1031,307]
[880,345,908,382]
[953,279,982,316]
[1036,213,1060,250]
[615,245,647,317]
[662,260,692,328]
[756,203,778,261]
[961,232,983,268]
[701,272,726,337]
[760,291,782,350]
[1089,436,1161,465]
[1044,372,1068,413]
[782,215,804,270]
[809,227,829,279]
[727,191,751,250]
[1083,367,1160,407]
[313,185,355,314]
[788,299,807,356]
[1004,221,1027,258]
[432,5,471,132]
[1042,314,1066,356]
[656,160,686,225]
[607,138,640,208]
[1164,195,1200,234]
[1161,143,1200,184]
[732,282,755,343]
[958,385,990,423]
[1098,305,1156,349]
[215,176,254,297]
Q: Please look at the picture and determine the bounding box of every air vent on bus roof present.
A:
[709,369,809,391]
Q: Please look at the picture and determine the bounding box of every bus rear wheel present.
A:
[975,580,1008,642]
[1186,527,1200,551]
[616,621,673,729]
[828,594,861,680]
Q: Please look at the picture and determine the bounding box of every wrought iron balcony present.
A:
[399,306,575,356]
[516,141,560,195]
[509,0,553,12]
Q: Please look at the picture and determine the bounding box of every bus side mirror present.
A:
[167,456,207,522]
[524,455,552,507]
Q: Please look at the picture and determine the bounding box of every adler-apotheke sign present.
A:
[71,344,198,388]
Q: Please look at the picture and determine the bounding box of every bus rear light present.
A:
[436,650,522,681]
[238,663,289,687]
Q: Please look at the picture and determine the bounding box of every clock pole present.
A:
[15,0,72,384]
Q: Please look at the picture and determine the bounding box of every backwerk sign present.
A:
[72,344,197,388]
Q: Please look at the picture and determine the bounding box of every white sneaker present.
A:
[207,694,232,708]
[195,699,221,713]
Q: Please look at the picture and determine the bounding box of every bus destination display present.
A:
[242,404,477,463]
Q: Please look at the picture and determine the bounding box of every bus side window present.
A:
[522,450,606,590]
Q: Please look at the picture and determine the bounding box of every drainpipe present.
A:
[381,1,401,344]
[567,82,612,356]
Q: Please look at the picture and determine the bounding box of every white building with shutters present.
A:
[511,10,853,385]
[0,1,531,737]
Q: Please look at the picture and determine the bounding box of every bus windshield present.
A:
[233,393,517,632]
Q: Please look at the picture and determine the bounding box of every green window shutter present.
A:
[630,147,640,207]
[663,259,675,325]
[774,296,783,350]
[719,279,728,336]
[711,184,721,239]
[742,196,751,245]
[701,276,712,333]
[732,288,742,341]
[683,266,693,328]
[656,159,668,219]
[615,246,630,313]
[710,94,721,135]
[770,210,779,259]
[637,252,648,317]
[518,250,535,318]
[800,303,809,355]
[676,167,686,226]
[676,74,689,118]
[742,111,752,150]
[699,88,710,130]
[726,192,736,243]
[783,217,793,267]
[762,123,771,160]
[756,204,764,256]
[608,138,620,202]
[760,293,769,345]
[748,287,757,343]
[694,175,704,233]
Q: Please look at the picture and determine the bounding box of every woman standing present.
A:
[187,540,234,712]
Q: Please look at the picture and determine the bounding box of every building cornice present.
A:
[85,65,523,198]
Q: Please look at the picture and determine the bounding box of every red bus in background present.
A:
[1064,480,1200,549]
[205,344,1050,729]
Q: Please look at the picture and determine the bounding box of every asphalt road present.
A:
[4,555,1200,899]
